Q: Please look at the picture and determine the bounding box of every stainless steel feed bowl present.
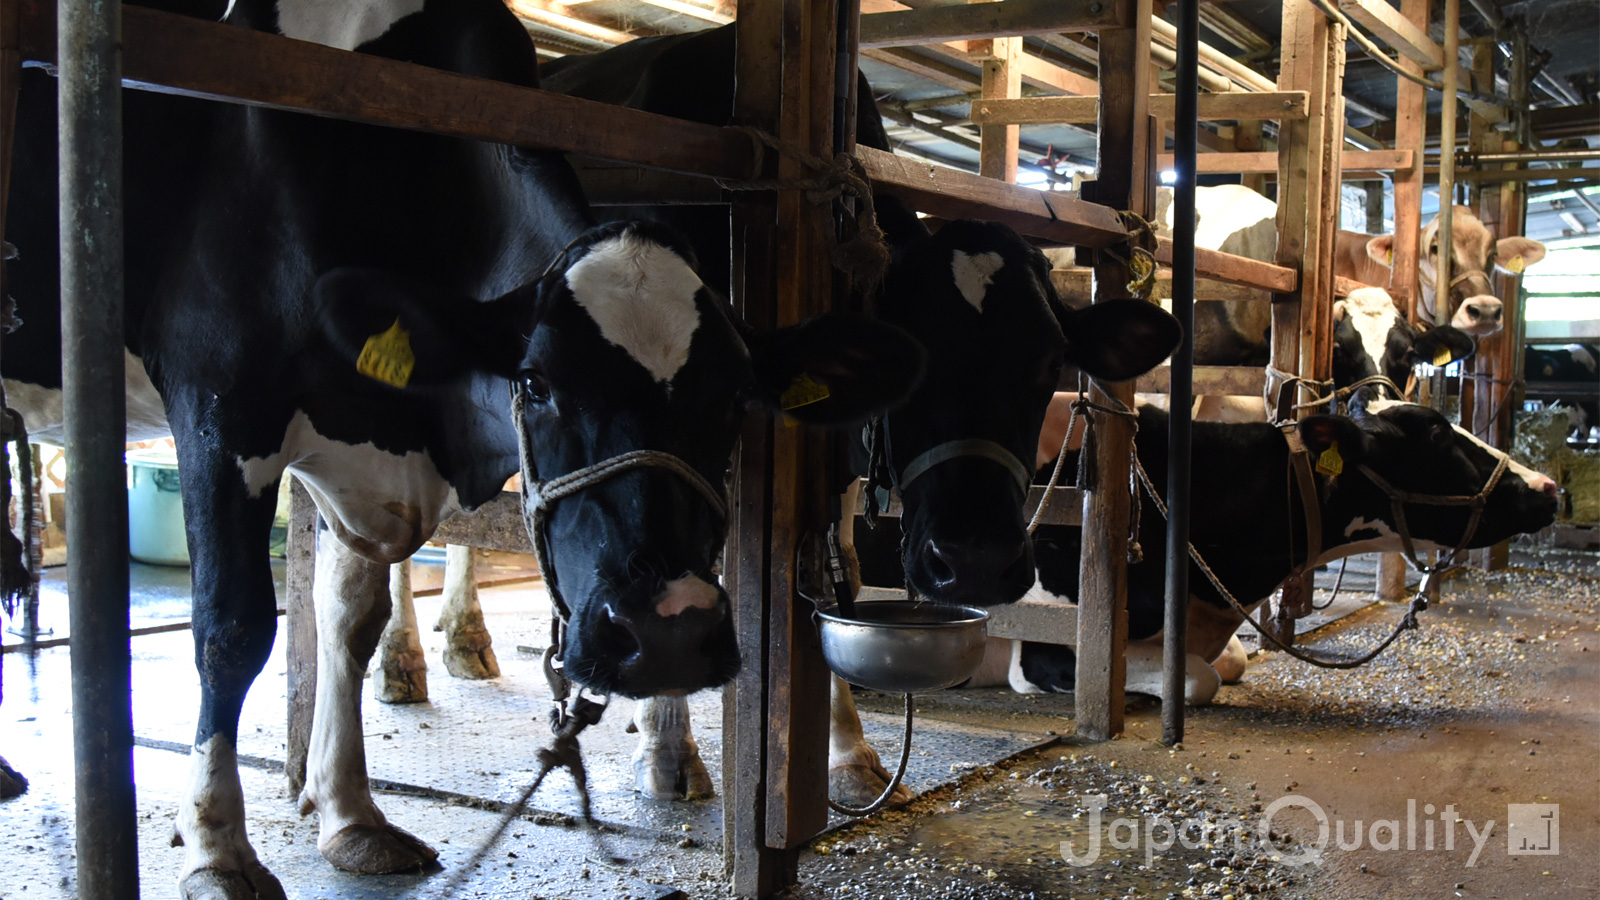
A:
[815,601,990,693]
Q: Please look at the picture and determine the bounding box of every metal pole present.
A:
[60,0,137,896]
[1162,0,1198,747]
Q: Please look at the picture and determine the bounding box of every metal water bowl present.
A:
[816,601,990,693]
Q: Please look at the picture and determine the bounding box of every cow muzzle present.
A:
[1451,295,1503,336]
[571,593,739,698]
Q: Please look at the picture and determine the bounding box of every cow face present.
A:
[1365,207,1546,336]
[877,220,1180,607]
[1331,287,1475,412]
[316,221,925,698]
[1299,401,1558,552]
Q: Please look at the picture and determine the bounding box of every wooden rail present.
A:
[971,91,1310,124]
[859,0,1123,47]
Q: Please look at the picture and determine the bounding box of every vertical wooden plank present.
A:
[1306,20,1344,385]
[764,0,834,853]
[1075,0,1150,743]
[1234,120,1266,195]
[978,35,1021,182]
[284,475,318,794]
[1391,0,1427,322]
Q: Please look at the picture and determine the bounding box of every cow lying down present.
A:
[978,398,1559,705]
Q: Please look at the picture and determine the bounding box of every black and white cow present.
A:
[2,2,925,895]
[1524,344,1600,442]
[476,24,1170,807]
[1008,400,1559,702]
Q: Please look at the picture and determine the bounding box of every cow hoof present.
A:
[180,864,288,900]
[1211,635,1247,684]
[321,823,440,874]
[829,764,913,810]
[442,633,500,680]
[633,750,714,800]
[0,756,28,799]
[372,657,429,705]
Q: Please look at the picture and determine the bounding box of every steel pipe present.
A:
[1461,148,1600,165]
[1162,0,1198,747]
[1149,14,1276,93]
[60,0,138,896]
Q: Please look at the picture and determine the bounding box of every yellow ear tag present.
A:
[356,318,415,388]
[1433,345,1453,367]
[1386,249,1394,266]
[780,372,831,411]
[1316,440,1344,477]
[1504,255,1525,274]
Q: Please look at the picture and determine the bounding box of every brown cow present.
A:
[1336,205,1546,336]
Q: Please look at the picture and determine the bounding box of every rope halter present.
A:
[510,385,729,723]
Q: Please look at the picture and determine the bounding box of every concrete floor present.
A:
[1,546,1595,899]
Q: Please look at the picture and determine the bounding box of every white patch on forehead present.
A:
[566,233,704,384]
[951,250,1005,311]
[1343,287,1401,366]
[276,0,425,51]
[1566,344,1597,375]
[1342,517,1397,540]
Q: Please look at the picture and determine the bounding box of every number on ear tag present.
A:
[1504,255,1526,274]
[1433,345,1453,367]
[780,372,831,410]
[1316,440,1344,477]
[357,318,415,388]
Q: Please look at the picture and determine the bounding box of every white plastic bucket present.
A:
[127,448,189,566]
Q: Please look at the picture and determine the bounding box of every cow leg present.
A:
[371,558,429,703]
[628,696,713,800]
[170,410,288,900]
[300,528,438,874]
[1211,635,1248,684]
[0,754,26,798]
[828,674,913,808]
[436,544,499,679]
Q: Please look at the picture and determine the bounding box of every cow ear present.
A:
[1410,325,1476,368]
[1298,415,1372,463]
[1057,298,1182,382]
[1495,236,1546,275]
[1366,234,1396,268]
[746,312,926,425]
[314,268,533,387]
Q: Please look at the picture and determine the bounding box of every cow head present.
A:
[875,219,1180,607]
[1331,287,1475,412]
[315,220,925,698]
[1299,400,1558,554]
[1364,207,1546,336]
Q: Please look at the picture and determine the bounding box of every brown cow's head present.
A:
[1364,206,1545,337]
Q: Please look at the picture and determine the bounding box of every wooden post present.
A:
[1391,0,1427,322]
[725,0,836,893]
[1267,0,1342,642]
[1075,0,1150,743]
[1434,0,1460,332]
[284,475,319,794]
[978,34,1022,182]
[1235,121,1266,195]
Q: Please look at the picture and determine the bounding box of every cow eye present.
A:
[521,371,552,403]
[1430,424,1451,446]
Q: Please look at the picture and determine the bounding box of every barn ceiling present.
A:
[511,0,1600,238]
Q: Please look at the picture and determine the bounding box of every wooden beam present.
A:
[15,1,757,180]
[979,36,1022,182]
[1135,365,1268,396]
[971,91,1310,124]
[862,46,976,91]
[508,0,634,46]
[283,477,318,796]
[1050,268,1271,302]
[862,0,1098,95]
[1152,149,1412,173]
[625,0,734,25]
[1154,239,1299,293]
[429,492,533,552]
[1391,0,1427,318]
[859,0,1123,48]
[1198,4,1274,54]
[858,146,1130,247]
[1338,0,1442,68]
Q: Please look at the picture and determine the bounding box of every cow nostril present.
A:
[1542,479,1560,499]
[925,542,957,585]
[603,606,641,657]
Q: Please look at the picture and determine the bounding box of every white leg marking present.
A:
[438,544,500,679]
[302,530,392,844]
[1124,640,1220,706]
[630,695,713,800]
[177,735,261,881]
[827,673,914,807]
[372,558,429,703]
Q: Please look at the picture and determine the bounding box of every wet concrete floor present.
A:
[1,546,1595,899]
